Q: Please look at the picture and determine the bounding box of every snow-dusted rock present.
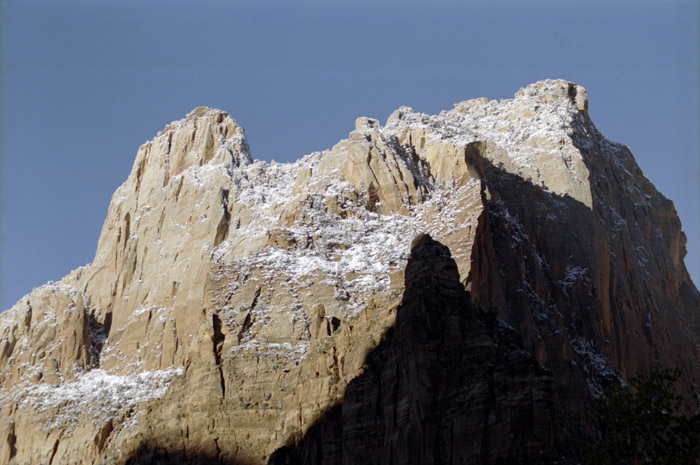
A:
[0,80,697,464]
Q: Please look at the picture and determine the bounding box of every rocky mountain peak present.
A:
[0,80,697,465]
[514,79,589,113]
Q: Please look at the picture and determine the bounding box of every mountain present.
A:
[1,80,697,465]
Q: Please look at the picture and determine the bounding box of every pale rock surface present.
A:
[0,80,697,464]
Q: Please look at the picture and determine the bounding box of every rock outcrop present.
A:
[0,80,697,465]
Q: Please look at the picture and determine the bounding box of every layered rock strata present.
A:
[0,80,697,465]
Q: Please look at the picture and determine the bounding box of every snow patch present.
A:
[0,367,182,432]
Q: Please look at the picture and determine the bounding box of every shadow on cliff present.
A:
[266,134,648,464]
[268,234,574,465]
[125,126,697,464]
[462,139,599,334]
[124,444,255,465]
[464,132,700,428]
[463,140,604,440]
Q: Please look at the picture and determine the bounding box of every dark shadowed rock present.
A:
[269,234,571,465]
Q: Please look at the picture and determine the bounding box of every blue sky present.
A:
[1,0,698,310]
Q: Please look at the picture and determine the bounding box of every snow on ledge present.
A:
[0,367,183,432]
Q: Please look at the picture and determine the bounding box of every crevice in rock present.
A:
[157,209,166,239]
[235,287,261,344]
[162,132,172,187]
[134,155,147,194]
[237,312,253,344]
[6,424,16,462]
[174,176,184,201]
[89,310,112,368]
[191,121,197,143]
[123,212,131,252]
[328,316,341,335]
[24,300,32,329]
[120,241,139,295]
[212,313,226,397]
[48,439,59,465]
[214,189,231,248]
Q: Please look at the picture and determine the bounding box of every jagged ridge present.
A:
[0,80,697,465]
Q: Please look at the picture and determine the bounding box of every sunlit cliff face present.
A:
[0,80,697,465]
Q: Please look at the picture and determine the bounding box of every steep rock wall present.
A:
[0,80,697,465]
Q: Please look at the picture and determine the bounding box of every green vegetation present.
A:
[583,368,700,465]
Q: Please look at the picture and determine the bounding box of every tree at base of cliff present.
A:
[583,368,700,465]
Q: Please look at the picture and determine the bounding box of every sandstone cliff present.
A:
[0,80,697,465]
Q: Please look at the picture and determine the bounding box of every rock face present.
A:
[269,234,563,465]
[0,80,697,465]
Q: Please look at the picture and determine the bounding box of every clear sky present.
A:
[1,0,698,311]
